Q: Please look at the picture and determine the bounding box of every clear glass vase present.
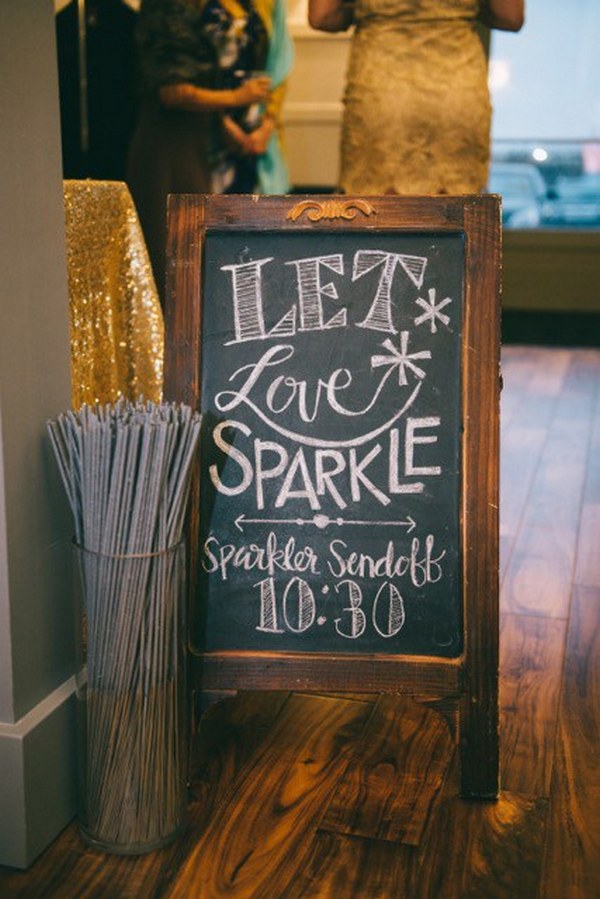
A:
[73,541,187,854]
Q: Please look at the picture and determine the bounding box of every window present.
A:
[488,0,600,229]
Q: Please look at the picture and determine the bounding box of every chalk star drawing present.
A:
[414,288,452,334]
[371,332,431,387]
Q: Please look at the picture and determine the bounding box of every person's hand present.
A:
[246,117,275,155]
[234,76,271,106]
[222,116,254,155]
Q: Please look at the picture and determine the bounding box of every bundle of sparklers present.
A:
[47,400,201,851]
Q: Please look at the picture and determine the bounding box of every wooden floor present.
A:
[1,345,599,898]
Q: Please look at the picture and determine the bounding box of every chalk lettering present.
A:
[334,580,367,639]
[221,249,429,343]
[203,531,321,581]
[327,537,446,587]
[405,417,442,476]
[221,258,297,344]
[285,254,347,331]
[209,421,436,509]
[354,250,428,333]
[372,582,406,638]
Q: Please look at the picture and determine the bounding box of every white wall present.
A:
[284,0,351,187]
[0,0,76,869]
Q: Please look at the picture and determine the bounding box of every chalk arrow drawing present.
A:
[234,513,417,533]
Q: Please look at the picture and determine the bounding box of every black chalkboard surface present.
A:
[165,194,501,799]
[198,230,464,657]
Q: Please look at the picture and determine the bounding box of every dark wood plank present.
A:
[163,195,203,409]
[0,824,170,899]
[502,351,598,618]
[201,193,468,231]
[500,425,547,583]
[191,712,285,805]
[459,200,501,798]
[500,612,566,796]
[499,348,571,586]
[413,791,548,898]
[165,694,372,898]
[298,692,377,704]
[199,690,291,729]
[287,832,417,899]
[500,346,567,433]
[541,586,600,898]
[320,695,453,845]
[194,650,462,695]
[575,504,600,589]
[190,692,291,793]
[526,348,572,397]
[574,363,600,589]
[153,694,296,896]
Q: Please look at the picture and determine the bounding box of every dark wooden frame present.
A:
[164,194,501,799]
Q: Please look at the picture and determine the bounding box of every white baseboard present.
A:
[0,677,77,869]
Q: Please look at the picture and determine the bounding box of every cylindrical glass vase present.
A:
[73,541,187,854]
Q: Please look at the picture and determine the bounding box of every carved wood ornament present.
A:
[286,199,378,222]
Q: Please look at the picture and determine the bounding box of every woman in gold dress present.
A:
[308,0,524,195]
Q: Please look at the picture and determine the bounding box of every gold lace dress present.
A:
[340,0,491,194]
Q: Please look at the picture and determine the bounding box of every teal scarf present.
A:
[257,0,294,194]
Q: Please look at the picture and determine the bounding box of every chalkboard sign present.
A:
[198,229,463,657]
[165,194,501,799]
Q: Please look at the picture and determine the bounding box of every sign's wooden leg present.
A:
[459,676,500,799]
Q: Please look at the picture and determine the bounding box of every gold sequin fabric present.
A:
[63,180,164,408]
[340,0,491,195]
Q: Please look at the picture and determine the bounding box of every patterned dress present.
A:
[127,0,276,295]
[200,0,269,192]
[340,0,492,195]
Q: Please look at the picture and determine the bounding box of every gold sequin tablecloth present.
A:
[64,180,164,408]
